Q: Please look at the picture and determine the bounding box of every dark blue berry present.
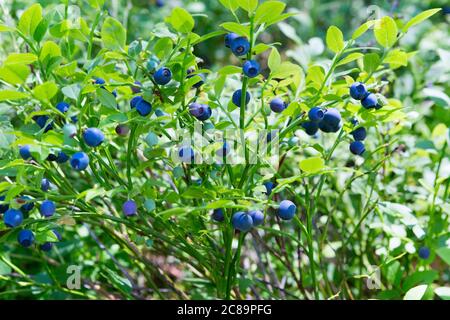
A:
[278,200,296,220]
[232,89,250,108]
[349,141,365,155]
[263,181,275,195]
[33,115,53,132]
[70,152,89,170]
[308,107,324,122]
[249,210,264,226]
[351,127,367,141]
[18,229,35,248]
[418,246,430,259]
[231,211,253,232]
[189,103,212,121]
[230,37,250,56]
[243,60,260,78]
[349,82,368,100]
[361,93,377,109]
[83,128,105,147]
[270,98,286,113]
[154,67,172,85]
[123,200,137,217]
[56,101,70,113]
[212,209,225,222]
[130,96,143,109]
[41,178,50,192]
[136,99,152,116]
[4,209,23,228]
[318,108,341,133]
[94,77,105,85]
[131,81,142,94]
[225,33,239,48]
[302,121,319,136]
[19,145,32,160]
[40,200,56,217]
[115,124,130,136]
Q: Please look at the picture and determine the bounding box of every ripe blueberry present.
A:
[123,200,137,217]
[55,151,69,163]
[351,127,367,141]
[130,96,143,109]
[232,89,250,108]
[136,99,152,116]
[263,181,275,196]
[189,103,212,121]
[41,178,50,192]
[418,246,430,259]
[230,37,250,56]
[83,128,105,147]
[349,141,365,155]
[212,209,225,222]
[318,108,341,133]
[248,210,264,226]
[70,152,90,170]
[4,209,23,228]
[115,124,130,136]
[349,82,368,100]
[270,98,287,113]
[56,101,70,113]
[243,60,260,78]
[94,77,105,85]
[302,121,319,136]
[0,196,9,213]
[224,33,239,48]
[231,211,253,232]
[308,107,324,122]
[19,145,32,160]
[154,67,172,85]
[179,146,194,163]
[40,200,56,217]
[278,200,296,220]
[33,115,53,132]
[18,229,35,248]
[361,93,378,109]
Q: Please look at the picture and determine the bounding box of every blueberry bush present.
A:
[0,0,449,300]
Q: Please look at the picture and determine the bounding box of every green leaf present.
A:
[352,20,375,39]
[306,65,325,85]
[252,43,271,54]
[299,157,324,173]
[0,65,30,84]
[336,53,363,67]
[0,24,14,32]
[42,131,64,146]
[265,12,298,28]
[40,41,61,61]
[33,81,58,102]
[218,65,242,75]
[165,7,195,33]
[271,62,301,79]
[403,270,438,291]
[220,22,250,37]
[268,47,281,72]
[5,53,38,65]
[33,17,48,42]
[0,259,12,275]
[384,49,408,67]
[35,230,59,243]
[402,8,441,32]
[219,0,240,11]
[404,285,428,300]
[101,17,127,51]
[87,0,105,9]
[363,53,381,74]
[374,16,398,48]
[97,88,117,109]
[18,4,43,37]
[0,90,29,102]
[254,1,285,25]
[436,247,450,265]
[326,25,344,53]
[62,84,81,100]
[238,0,258,13]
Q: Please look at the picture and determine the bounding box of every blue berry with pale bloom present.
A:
[230,37,250,56]
[349,82,368,100]
[18,229,35,248]
[232,211,253,232]
[349,141,365,155]
[70,152,89,171]
[4,209,23,228]
[232,89,250,108]
[270,98,286,113]
[19,145,32,160]
[308,107,324,122]
[40,200,56,217]
[83,128,105,147]
[278,200,296,220]
[249,210,264,226]
[243,60,260,78]
[123,200,137,217]
[212,209,225,222]
[154,67,172,85]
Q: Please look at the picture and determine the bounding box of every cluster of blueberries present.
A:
[1,194,60,250]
